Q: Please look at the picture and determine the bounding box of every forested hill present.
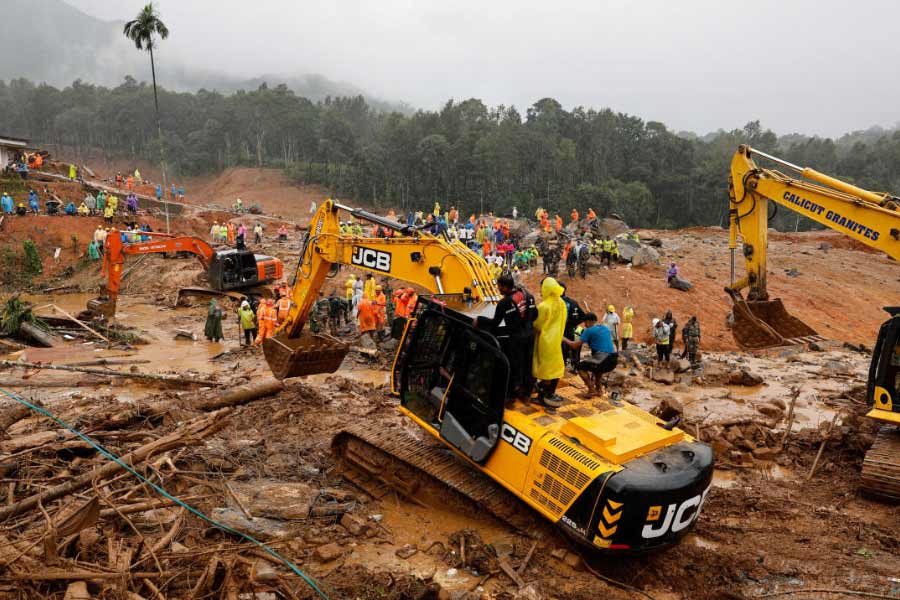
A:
[0,0,397,109]
[2,77,899,230]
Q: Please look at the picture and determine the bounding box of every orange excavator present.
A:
[87,230,283,318]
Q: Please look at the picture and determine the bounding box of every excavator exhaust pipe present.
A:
[263,332,350,379]
[726,289,821,350]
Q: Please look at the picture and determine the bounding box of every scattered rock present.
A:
[673,358,692,373]
[818,242,832,251]
[785,268,801,278]
[563,551,583,570]
[549,547,567,560]
[711,437,735,455]
[758,404,783,419]
[173,329,197,341]
[652,370,676,385]
[651,398,683,422]
[211,508,294,540]
[822,361,852,376]
[514,583,545,600]
[395,543,418,559]
[251,558,279,583]
[631,246,661,267]
[769,398,787,410]
[314,542,345,562]
[808,341,825,352]
[729,369,764,386]
[228,481,316,520]
[340,512,369,536]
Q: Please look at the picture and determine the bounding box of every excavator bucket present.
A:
[263,332,350,379]
[728,290,821,349]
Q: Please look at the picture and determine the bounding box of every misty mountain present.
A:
[0,0,407,111]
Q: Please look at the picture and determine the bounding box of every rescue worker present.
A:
[533,277,567,408]
[653,318,672,367]
[238,300,257,345]
[563,312,618,397]
[0,192,13,214]
[83,191,95,215]
[77,202,89,216]
[474,274,537,402]
[621,306,634,350]
[345,275,355,305]
[277,224,288,241]
[357,296,378,344]
[667,262,679,286]
[555,214,563,232]
[28,189,40,214]
[570,208,579,223]
[254,299,277,344]
[227,222,235,245]
[88,239,100,261]
[663,310,678,354]
[601,236,612,266]
[96,190,106,214]
[103,203,114,224]
[352,275,364,319]
[275,291,292,326]
[364,273,376,301]
[134,169,142,185]
[15,203,27,216]
[374,285,387,332]
[602,305,621,351]
[683,316,701,366]
[210,222,219,242]
[253,223,263,244]
[204,300,224,342]
[69,164,77,180]
[559,282,584,369]
[586,208,597,222]
[328,290,344,335]
[309,291,330,334]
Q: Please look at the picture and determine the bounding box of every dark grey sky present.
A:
[68,0,900,136]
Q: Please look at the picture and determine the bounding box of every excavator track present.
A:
[860,425,900,502]
[331,422,546,537]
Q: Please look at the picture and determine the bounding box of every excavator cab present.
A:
[399,300,507,463]
[862,309,900,501]
[207,249,282,291]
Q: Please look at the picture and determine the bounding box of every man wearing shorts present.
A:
[563,313,618,397]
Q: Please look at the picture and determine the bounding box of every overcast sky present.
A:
[68,0,899,137]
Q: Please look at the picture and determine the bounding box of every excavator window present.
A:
[400,307,507,464]
[868,314,900,407]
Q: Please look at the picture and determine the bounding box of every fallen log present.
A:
[0,398,42,435]
[0,360,222,387]
[0,378,110,388]
[19,322,59,348]
[193,379,283,411]
[0,408,232,522]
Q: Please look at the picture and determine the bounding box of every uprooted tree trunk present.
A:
[0,407,232,523]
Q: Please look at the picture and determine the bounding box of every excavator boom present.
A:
[88,230,283,318]
[727,144,900,348]
[263,199,499,379]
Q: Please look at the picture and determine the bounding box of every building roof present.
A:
[0,135,29,148]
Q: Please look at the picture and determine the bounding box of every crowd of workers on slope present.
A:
[3,150,43,179]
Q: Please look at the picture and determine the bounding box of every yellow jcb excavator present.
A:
[263,199,714,552]
[727,144,900,500]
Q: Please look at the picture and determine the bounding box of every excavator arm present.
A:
[726,145,900,350]
[90,231,217,318]
[728,144,900,299]
[263,199,500,379]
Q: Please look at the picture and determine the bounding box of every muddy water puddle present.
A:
[309,368,390,387]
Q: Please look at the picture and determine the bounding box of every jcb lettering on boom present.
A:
[351,247,392,272]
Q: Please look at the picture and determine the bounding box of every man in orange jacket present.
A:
[254,299,277,344]
[357,297,378,344]
[571,208,579,223]
[275,293,292,325]
[374,285,387,330]
[555,214,563,232]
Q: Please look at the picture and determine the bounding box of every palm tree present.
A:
[124,3,171,232]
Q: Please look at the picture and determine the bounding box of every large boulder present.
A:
[616,237,641,262]
[592,217,630,238]
[631,246,661,267]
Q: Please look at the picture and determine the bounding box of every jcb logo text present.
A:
[351,247,392,272]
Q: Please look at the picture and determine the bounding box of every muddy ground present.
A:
[0,164,898,599]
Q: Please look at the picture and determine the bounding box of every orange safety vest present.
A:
[276,297,291,319]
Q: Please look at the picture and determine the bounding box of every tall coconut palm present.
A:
[124,3,171,232]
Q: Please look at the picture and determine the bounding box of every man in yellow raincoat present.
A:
[532,277,566,408]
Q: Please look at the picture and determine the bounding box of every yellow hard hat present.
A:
[608,305,615,312]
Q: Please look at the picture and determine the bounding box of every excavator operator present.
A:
[473,273,538,403]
